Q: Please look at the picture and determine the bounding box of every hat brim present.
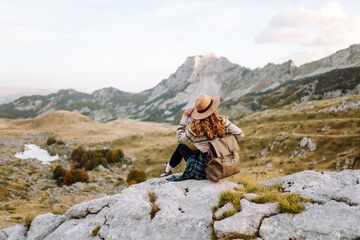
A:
[191,94,220,120]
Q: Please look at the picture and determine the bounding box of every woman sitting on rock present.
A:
[162,93,244,181]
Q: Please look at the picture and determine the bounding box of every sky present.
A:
[0,0,360,94]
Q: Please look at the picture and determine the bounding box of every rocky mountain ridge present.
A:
[0,44,359,122]
[1,170,360,240]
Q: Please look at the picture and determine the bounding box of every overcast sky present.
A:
[0,0,359,93]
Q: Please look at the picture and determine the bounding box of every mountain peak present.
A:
[203,52,218,58]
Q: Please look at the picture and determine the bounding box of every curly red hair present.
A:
[190,111,226,139]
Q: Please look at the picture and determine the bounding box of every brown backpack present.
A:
[206,134,240,182]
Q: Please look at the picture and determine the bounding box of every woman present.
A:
[162,93,244,181]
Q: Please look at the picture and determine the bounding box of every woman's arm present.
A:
[223,118,244,139]
[176,107,195,144]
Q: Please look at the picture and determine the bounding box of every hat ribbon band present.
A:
[198,99,213,113]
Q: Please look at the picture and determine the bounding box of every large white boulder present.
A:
[0,224,27,240]
[27,213,65,240]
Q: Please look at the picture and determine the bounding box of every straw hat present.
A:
[191,94,220,120]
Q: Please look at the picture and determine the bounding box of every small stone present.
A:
[215,203,236,219]
[307,139,317,151]
[300,137,308,147]
[243,193,258,201]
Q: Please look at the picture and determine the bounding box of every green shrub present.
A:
[73,168,88,184]
[53,165,66,179]
[71,147,86,162]
[46,137,57,145]
[127,169,148,185]
[63,171,77,186]
[71,147,124,170]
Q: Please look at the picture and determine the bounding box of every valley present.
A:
[0,95,359,229]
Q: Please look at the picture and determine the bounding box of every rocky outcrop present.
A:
[1,170,360,240]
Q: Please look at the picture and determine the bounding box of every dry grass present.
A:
[277,194,310,214]
[148,191,160,219]
[236,174,311,214]
[92,226,101,237]
[24,214,34,229]
[215,210,237,221]
[214,191,244,213]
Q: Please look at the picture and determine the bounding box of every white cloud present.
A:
[255,2,360,47]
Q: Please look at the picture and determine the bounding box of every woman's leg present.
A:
[169,143,194,168]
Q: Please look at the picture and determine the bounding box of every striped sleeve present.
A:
[176,115,192,144]
[223,118,244,139]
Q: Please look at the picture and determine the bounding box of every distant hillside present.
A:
[0,110,176,142]
[0,44,359,122]
[220,67,360,119]
[0,87,57,104]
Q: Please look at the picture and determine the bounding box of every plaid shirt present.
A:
[167,152,207,181]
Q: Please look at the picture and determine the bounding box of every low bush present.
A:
[126,169,148,185]
[53,165,88,186]
[53,165,67,185]
[46,137,57,145]
[71,147,125,171]
[53,165,66,179]
[47,137,66,146]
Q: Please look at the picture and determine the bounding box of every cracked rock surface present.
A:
[1,170,360,240]
[214,199,278,237]
[259,170,360,240]
[260,201,360,240]
[261,170,360,203]
[1,178,238,240]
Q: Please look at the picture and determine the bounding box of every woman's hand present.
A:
[184,106,195,117]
